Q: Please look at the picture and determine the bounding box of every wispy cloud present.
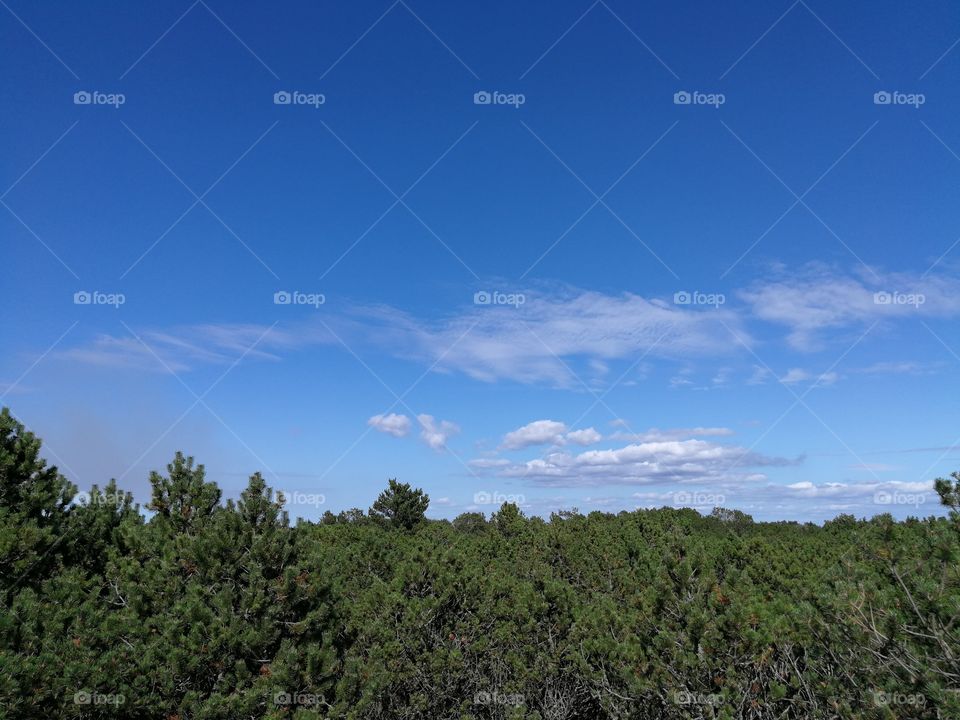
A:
[61,324,297,373]
[739,264,960,351]
[55,270,960,386]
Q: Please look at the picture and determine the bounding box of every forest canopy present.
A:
[1,407,958,719]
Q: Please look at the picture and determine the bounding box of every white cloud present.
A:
[62,324,293,373]
[477,436,797,487]
[712,368,732,386]
[611,427,735,442]
[500,421,604,450]
[501,420,568,449]
[354,288,747,385]
[566,427,602,446]
[780,368,810,384]
[467,458,511,469]
[817,371,839,386]
[418,414,460,452]
[780,368,838,386]
[739,265,960,350]
[858,360,942,376]
[367,413,411,438]
[59,270,960,385]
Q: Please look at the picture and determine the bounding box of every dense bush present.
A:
[1,407,958,719]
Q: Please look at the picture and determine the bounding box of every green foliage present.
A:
[0,408,75,596]
[369,478,429,531]
[1,408,958,719]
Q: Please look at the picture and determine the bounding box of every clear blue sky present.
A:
[3,0,959,522]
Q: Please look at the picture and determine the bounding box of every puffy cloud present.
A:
[565,427,602,446]
[501,421,604,450]
[367,413,411,438]
[502,420,568,450]
[418,414,460,452]
[477,436,797,487]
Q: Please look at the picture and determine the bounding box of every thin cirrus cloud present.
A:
[343,288,745,386]
[53,269,957,385]
[54,286,744,385]
[779,368,839,386]
[738,265,960,351]
[60,324,296,373]
[609,426,736,442]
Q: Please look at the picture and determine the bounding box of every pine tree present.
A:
[369,479,429,530]
[146,451,220,534]
[0,407,75,593]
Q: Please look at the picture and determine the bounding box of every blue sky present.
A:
[3,0,960,522]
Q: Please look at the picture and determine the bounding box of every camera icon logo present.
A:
[274,290,292,305]
[673,91,691,105]
[874,491,892,505]
[473,491,492,504]
[873,291,892,305]
[473,91,492,105]
[873,91,892,105]
[273,91,292,105]
[74,290,91,305]
[474,290,491,305]
[73,91,92,105]
[673,291,691,305]
[73,691,92,705]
